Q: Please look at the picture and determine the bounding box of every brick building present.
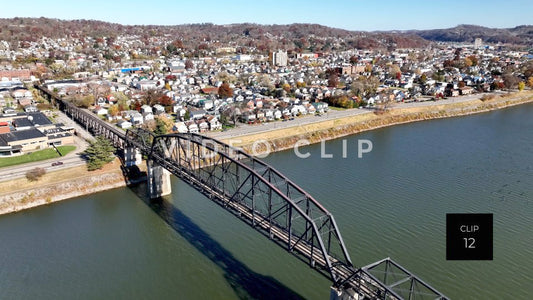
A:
[0,69,31,81]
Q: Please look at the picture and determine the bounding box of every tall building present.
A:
[272,50,288,67]
[474,38,483,49]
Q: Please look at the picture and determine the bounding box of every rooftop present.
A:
[0,127,46,143]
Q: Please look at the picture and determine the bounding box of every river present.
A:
[1,104,532,299]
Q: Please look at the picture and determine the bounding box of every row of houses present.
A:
[174,115,222,133]
[239,101,329,123]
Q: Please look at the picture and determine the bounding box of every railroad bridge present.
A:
[36,85,448,300]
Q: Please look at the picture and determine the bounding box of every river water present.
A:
[1,104,532,299]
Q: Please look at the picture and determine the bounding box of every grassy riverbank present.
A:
[0,159,126,215]
[1,91,532,216]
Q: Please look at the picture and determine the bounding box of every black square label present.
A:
[446,213,493,260]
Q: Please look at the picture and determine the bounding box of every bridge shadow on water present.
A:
[129,184,304,300]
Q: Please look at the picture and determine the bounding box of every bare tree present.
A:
[26,167,46,181]
[503,73,520,90]
[86,82,111,105]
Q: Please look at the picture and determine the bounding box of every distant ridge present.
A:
[409,24,533,44]
[0,18,530,50]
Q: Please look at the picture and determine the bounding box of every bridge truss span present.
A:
[37,85,448,299]
[126,128,354,283]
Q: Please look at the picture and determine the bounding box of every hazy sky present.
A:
[1,0,531,31]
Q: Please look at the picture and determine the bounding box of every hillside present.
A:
[0,17,428,51]
[1,18,530,52]
[410,24,533,44]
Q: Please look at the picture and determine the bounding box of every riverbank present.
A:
[0,159,126,215]
[220,91,533,153]
[1,91,532,216]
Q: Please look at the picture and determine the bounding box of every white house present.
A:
[136,80,158,90]
[94,107,108,115]
[288,105,299,116]
[305,104,316,114]
[130,112,144,125]
[263,109,275,121]
[190,109,206,119]
[199,99,214,110]
[173,121,188,133]
[273,109,282,120]
[196,119,209,132]
[175,107,187,120]
[117,120,132,129]
[311,102,328,113]
[141,104,153,114]
[185,120,199,133]
[206,116,222,131]
[143,112,154,122]
[153,104,165,115]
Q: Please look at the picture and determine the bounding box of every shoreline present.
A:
[1,91,532,216]
[222,91,533,153]
[0,160,126,216]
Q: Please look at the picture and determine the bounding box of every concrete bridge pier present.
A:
[123,147,142,167]
[330,286,360,300]
[146,159,172,199]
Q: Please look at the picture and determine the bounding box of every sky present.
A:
[1,0,532,31]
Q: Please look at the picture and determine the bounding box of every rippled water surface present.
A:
[1,104,532,299]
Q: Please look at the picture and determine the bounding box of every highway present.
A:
[0,155,86,182]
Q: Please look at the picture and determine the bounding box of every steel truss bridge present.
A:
[36,84,448,299]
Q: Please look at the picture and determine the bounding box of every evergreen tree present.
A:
[83,136,115,171]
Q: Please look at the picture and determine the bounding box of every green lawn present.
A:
[57,145,76,156]
[0,145,76,168]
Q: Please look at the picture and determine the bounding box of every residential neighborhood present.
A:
[0,20,532,157]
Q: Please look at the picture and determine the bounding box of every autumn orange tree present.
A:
[158,95,173,106]
[218,82,233,98]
